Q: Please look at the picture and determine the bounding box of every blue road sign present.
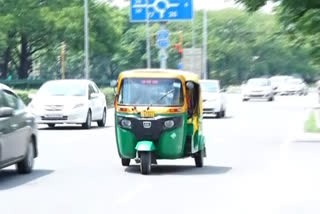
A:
[156,30,170,49]
[157,39,170,49]
[157,30,169,41]
[131,0,194,22]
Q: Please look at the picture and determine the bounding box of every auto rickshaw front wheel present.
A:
[140,152,152,175]
[194,149,204,168]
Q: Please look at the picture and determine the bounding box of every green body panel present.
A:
[135,141,156,152]
[116,127,137,159]
[115,112,205,160]
[157,122,187,159]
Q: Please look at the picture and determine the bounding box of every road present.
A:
[1,94,320,214]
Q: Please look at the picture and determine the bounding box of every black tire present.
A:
[121,158,131,166]
[243,98,249,102]
[16,141,34,174]
[47,124,55,128]
[268,96,274,102]
[140,152,152,175]
[216,112,222,118]
[221,109,226,118]
[97,109,106,127]
[194,149,204,168]
[82,110,92,129]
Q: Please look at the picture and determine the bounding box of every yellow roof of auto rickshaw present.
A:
[119,69,200,83]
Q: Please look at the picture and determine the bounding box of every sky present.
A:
[108,0,276,13]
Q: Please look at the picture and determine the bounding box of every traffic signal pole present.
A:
[146,0,151,69]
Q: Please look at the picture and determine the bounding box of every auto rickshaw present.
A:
[113,69,206,174]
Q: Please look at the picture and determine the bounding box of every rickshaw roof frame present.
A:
[118,69,200,84]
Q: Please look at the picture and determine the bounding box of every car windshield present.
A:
[287,79,302,85]
[118,78,184,106]
[247,79,269,86]
[201,82,218,93]
[37,81,87,97]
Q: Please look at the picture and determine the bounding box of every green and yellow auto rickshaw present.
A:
[113,69,206,174]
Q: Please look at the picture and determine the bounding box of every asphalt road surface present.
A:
[1,94,320,214]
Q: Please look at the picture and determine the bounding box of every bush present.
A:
[101,88,116,108]
[305,111,320,133]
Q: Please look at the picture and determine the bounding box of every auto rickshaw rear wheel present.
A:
[121,158,130,166]
[194,149,204,168]
[140,152,152,175]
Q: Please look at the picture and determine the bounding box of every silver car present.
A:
[28,80,107,129]
[200,80,227,118]
[0,84,38,173]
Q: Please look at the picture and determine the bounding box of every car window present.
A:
[0,91,6,108]
[89,84,96,95]
[92,83,100,93]
[2,90,25,110]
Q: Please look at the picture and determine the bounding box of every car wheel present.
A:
[121,158,130,167]
[194,149,204,168]
[82,110,92,129]
[47,124,55,128]
[243,98,249,102]
[140,152,152,175]
[16,140,34,174]
[268,96,274,102]
[97,109,106,127]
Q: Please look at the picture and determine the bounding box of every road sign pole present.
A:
[160,23,167,69]
[146,0,151,69]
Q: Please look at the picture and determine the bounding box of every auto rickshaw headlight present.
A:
[121,119,132,129]
[164,120,175,129]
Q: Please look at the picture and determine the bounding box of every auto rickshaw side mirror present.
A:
[186,82,194,90]
[110,80,118,88]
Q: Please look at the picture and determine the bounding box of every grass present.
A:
[305,111,320,133]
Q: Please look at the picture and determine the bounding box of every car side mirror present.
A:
[0,107,14,118]
[90,93,98,99]
[110,80,118,88]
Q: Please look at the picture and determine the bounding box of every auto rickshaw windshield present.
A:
[118,78,184,106]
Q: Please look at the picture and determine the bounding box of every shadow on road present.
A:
[0,169,54,190]
[125,165,232,176]
[39,125,113,131]
[203,116,234,120]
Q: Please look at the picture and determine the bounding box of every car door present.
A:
[92,83,105,119]
[0,90,14,163]
[2,90,30,160]
[88,84,99,120]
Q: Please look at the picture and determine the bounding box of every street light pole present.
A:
[202,9,208,80]
[146,0,151,69]
[84,0,90,79]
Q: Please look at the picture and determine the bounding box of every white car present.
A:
[200,80,226,118]
[278,78,308,96]
[269,75,293,94]
[28,80,107,129]
[242,78,274,102]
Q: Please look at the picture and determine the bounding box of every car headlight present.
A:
[164,120,175,129]
[120,119,132,129]
[73,103,85,109]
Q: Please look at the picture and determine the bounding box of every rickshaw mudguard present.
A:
[135,141,156,152]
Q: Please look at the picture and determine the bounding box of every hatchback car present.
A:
[278,78,308,96]
[28,80,107,129]
[0,84,38,173]
[242,78,274,101]
[200,80,226,118]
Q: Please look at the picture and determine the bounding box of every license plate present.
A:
[141,111,155,118]
[45,114,63,118]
